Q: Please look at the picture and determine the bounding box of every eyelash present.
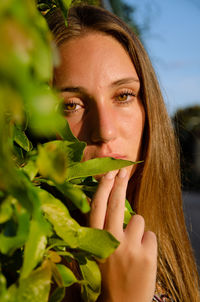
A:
[114,90,136,104]
[63,100,82,114]
[62,89,136,114]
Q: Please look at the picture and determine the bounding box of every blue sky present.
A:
[125,0,200,116]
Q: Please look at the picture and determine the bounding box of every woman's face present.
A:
[54,33,145,179]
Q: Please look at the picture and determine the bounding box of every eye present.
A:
[63,101,82,114]
[117,94,129,102]
[115,90,136,103]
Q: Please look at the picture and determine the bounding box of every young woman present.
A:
[47,4,199,302]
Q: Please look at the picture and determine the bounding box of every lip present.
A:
[95,154,127,160]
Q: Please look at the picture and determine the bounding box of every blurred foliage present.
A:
[173,105,200,191]
[0,0,135,301]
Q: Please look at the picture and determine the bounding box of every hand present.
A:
[89,168,157,302]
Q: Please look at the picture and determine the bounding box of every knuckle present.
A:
[133,214,145,227]
[143,231,157,257]
[146,231,157,248]
[128,249,138,262]
[124,246,156,268]
[146,230,157,242]
[143,249,157,265]
[123,241,138,259]
[90,199,103,217]
[90,199,99,212]
[102,170,118,181]
[108,198,121,211]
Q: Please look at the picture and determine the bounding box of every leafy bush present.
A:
[0,1,135,301]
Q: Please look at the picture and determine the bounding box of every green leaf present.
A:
[125,199,135,214]
[62,0,73,8]
[37,3,51,12]
[47,239,75,259]
[39,189,119,256]
[56,264,78,287]
[27,86,66,136]
[0,273,6,291]
[12,144,25,166]
[20,218,50,279]
[21,160,38,181]
[57,0,73,19]
[124,206,132,227]
[0,196,14,224]
[49,287,66,302]
[57,182,90,213]
[13,126,32,152]
[37,143,68,184]
[0,274,7,301]
[31,37,52,82]
[66,157,136,181]
[57,119,80,143]
[78,255,101,302]
[17,261,51,302]
[8,169,41,215]
[37,140,86,183]
[0,275,17,302]
[0,206,30,254]
[4,284,17,302]
[78,227,119,258]
[124,199,135,227]
[39,189,80,248]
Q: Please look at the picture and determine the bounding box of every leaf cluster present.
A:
[0,1,135,301]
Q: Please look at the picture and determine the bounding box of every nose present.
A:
[90,103,117,144]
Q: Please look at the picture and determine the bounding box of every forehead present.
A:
[54,32,139,88]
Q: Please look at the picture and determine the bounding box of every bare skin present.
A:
[54,33,145,179]
[54,32,157,302]
[90,168,157,302]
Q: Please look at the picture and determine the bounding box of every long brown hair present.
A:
[46,5,200,302]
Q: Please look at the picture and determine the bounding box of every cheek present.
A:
[131,118,144,140]
[65,117,82,138]
[122,106,145,160]
[66,117,90,143]
[121,109,145,142]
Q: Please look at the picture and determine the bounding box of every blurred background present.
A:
[101,0,200,272]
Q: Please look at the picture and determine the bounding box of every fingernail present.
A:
[104,170,118,179]
[118,168,127,178]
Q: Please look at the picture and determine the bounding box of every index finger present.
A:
[89,170,119,229]
[104,168,129,238]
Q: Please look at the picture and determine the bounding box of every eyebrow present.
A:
[111,77,140,87]
[60,86,86,93]
[59,77,140,93]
